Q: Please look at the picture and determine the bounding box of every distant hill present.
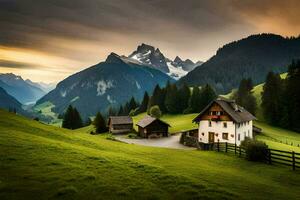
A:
[0,73,46,104]
[0,87,24,114]
[180,34,300,93]
[25,79,56,93]
[36,53,174,119]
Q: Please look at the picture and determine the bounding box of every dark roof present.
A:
[253,125,262,133]
[193,97,256,123]
[109,116,133,125]
[136,115,170,128]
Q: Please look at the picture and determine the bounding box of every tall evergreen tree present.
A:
[198,84,217,111]
[62,105,73,129]
[62,105,83,129]
[178,84,191,113]
[72,107,83,129]
[234,78,257,115]
[148,84,160,109]
[123,102,131,115]
[188,86,202,113]
[138,92,149,113]
[108,106,117,116]
[285,60,300,131]
[128,97,138,112]
[165,84,180,114]
[93,112,107,133]
[261,72,283,125]
[117,105,124,116]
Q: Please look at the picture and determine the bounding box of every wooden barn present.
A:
[136,115,170,138]
[108,116,133,134]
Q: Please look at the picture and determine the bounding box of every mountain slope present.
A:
[1,109,299,199]
[0,87,23,113]
[128,43,202,79]
[0,73,46,104]
[180,34,300,93]
[36,53,173,119]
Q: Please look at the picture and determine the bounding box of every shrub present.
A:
[129,108,139,117]
[127,133,138,139]
[149,105,162,119]
[105,133,116,141]
[241,138,268,162]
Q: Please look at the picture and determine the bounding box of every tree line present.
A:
[109,82,217,118]
[261,60,300,132]
[62,105,107,134]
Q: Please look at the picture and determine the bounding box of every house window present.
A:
[212,111,217,115]
[223,122,227,128]
[209,121,212,127]
[238,134,240,141]
[222,133,228,140]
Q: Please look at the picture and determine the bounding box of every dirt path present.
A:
[115,134,195,150]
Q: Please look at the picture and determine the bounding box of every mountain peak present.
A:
[137,43,155,53]
[174,56,183,63]
[105,52,124,64]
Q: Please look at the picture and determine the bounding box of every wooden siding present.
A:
[138,120,168,138]
[109,121,133,134]
[199,103,232,121]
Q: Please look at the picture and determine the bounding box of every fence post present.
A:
[225,142,228,153]
[268,149,272,165]
[235,143,237,155]
[292,151,295,171]
[239,146,241,157]
[217,141,220,152]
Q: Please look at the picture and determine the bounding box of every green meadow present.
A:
[1,110,300,199]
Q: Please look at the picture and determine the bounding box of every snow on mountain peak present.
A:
[126,43,202,79]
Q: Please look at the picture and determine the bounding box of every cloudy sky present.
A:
[0,0,299,83]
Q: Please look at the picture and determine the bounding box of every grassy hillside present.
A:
[1,110,300,199]
[33,101,62,126]
[255,121,300,152]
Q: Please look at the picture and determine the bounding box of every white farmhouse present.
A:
[193,97,256,146]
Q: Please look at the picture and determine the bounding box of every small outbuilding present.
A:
[136,115,170,138]
[108,116,133,134]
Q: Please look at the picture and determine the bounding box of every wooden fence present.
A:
[213,142,300,170]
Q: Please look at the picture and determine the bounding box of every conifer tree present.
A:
[62,105,83,129]
[165,84,180,114]
[72,107,83,129]
[108,106,117,116]
[62,105,73,129]
[148,84,165,111]
[129,97,138,111]
[234,79,257,115]
[118,105,124,116]
[138,92,149,113]
[285,60,300,131]
[93,112,107,133]
[178,84,191,113]
[188,86,202,113]
[261,72,283,125]
[198,84,217,111]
